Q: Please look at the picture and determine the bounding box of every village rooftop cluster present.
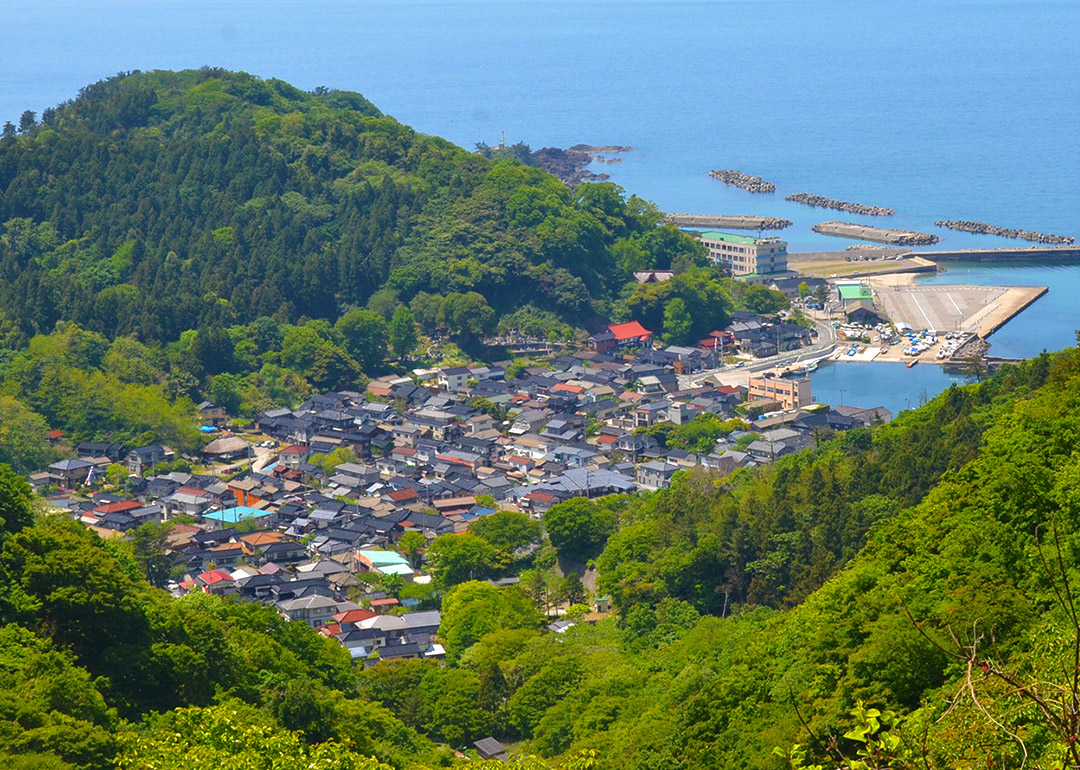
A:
[29,308,890,665]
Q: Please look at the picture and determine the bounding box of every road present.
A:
[681,317,838,389]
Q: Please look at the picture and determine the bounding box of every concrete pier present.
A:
[866,273,1047,339]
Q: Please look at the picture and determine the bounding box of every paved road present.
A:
[681,317,838,389]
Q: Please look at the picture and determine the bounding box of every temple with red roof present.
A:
[589,321,654,354]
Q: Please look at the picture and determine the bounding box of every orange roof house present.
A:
[608,321,653,346]
[333,608,378,625]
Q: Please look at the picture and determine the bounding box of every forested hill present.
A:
[0,68,700,344]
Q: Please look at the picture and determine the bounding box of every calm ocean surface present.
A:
[2,0,1077,411]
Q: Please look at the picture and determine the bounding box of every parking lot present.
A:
[873,284,1006,333]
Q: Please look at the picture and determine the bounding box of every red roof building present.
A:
[93,499,142,515]
[318,623,342,637]
[333,608,378,625]
[608,321,653,345]
[198,569,233,584]
[385,488,420,504]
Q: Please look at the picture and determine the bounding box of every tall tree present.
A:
[388,305,418,360]
[17,111,36,134]
[131,521,175,588]
[425,533,498,589]
[662,297,692,345]
[334,309,388,373]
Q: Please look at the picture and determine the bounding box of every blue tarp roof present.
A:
[202,506,272,523]
[199,426,218,433]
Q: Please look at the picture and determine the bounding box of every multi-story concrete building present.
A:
[696,231,788,276]
[747,374,811,410]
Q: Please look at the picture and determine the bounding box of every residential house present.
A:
[75,442,127,461]
[635,400,671,428]
[438,367,472,391]
[277,445,312,470]
[127,445,174,477]
[277,595,344,628]
[198,401,228,426]
[47,458,95,487]
[636,461,681,490]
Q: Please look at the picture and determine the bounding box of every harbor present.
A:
[819,271,1047,367]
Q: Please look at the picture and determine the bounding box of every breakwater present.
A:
[910,244,1080,261]
[786,192,895,216]
[666,213,792,230]
[708,169,775,193]
[934,220,1075,245]
[813,221,940,246]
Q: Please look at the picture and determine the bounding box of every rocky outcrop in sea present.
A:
[708,169,775,193]
[529,146,616,186]
[934,220,1075,245]
[786,193,895,216]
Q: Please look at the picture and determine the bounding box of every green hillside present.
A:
[0,69,746,458]
[0,68,701,344]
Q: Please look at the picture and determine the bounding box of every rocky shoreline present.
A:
[934,220,1075,245]
[786,192,895,216]
[708,169,775,193]
[813,221,940,246]
[665,213,792,230]
[530,146,619,186]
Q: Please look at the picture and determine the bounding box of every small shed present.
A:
[844,299,883,326]
[474,737,508,762]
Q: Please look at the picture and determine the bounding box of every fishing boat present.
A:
[907,360,918,368]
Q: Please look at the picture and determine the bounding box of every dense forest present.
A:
[0,68,711,342]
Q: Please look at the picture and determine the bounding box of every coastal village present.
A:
[24,196,1067,684]
[27,217,1059,673]
[29,281,895,669]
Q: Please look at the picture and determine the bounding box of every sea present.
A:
[2,0,1078,413]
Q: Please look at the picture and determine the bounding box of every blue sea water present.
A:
[809,361,973,419]
[1,0,1078,409]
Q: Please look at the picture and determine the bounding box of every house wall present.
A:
[747,376,811,410]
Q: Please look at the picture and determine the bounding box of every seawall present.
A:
[911,245,1080,261]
